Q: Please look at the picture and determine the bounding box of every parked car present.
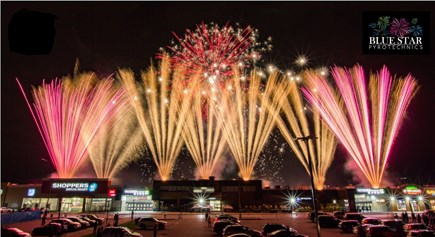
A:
[308,211,327,222]
[213,220,238,235]
[78,216,97,226]
[261,224,288,236]
[333,211,347,220]
[318,215,340,228]
[366,225,402,237]
[267,228,308,237]
[32,223,62,236]
[215,214,240,224]
[407,230,435,237]
[50,218,81,232]
[222,224,261,237]
[1,227,31,237]
[136,217,167,230]
[228,234,252,237]
[403,224,429,234]
[67,217,90,228]
[1,207,14,213]
[101,227,143,237]
[338,220,359,233]
[382,220,405,232]
[354,218,383,235]
[344,213,366,223]
[79,214,104,225]
[362,218,383,225]
[353,224,373,236]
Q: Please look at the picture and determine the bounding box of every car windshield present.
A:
[229,226,243,230]
[265,225,285,232]
[365,219,381,224]
[412,224,426,229]
[371,227,389,232]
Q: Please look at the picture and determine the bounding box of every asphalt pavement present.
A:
[4,211,400,237]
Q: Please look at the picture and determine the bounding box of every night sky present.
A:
[2,2,435,187]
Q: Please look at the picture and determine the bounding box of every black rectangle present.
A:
[363,11,430,55]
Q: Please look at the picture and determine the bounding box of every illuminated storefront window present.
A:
[210,199,221,212]
[85,198,111,212]
[121,189,153,211]
[397,199,407,211]
[22,198,59,210]
[354,188,388,212]
[61,197,84,212]
[430,200,435,210]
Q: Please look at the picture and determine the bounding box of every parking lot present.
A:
[5,211,404,237]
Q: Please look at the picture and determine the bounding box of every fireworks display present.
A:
[216,70,290,180]
[17,74,128,178]
[253,129,286,184]
[302,65,418,188]
[14,18,422,188]
[87,103,144,179]
[274,78,337,190]
[182,85,227,179]
[159,22,272,85]
[119,55,198,181]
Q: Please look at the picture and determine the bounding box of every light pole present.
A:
[57,198,63,220]
[105,198,110,226]
[238,178,242,219]
[296,135,321,237]
[290,197,296,224]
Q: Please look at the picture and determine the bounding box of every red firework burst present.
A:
[157,22,272,85]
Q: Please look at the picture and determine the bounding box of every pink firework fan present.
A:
[390,18,410,37]
[157,22,272,85]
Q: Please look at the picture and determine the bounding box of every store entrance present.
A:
[210,200,221,212]
[61,198,83,213]
[356,203,372,212]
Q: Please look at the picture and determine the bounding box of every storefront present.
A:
[121,189,154,211]
[423,187,435,210]
[391,185,426,212]
[3,179,116,213]
[41,178,112,212]
[354,188,388,212]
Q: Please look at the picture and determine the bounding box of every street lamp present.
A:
[295,135,321,237]
[199,198,205,206]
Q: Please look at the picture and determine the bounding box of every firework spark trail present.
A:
[119,56,198,181]
[17,74,128,178]
[302,65,418,188]
[182,86,227,179]
[273,79,337,190]
[159,22,272,85]
[87,100,144,178]
[216,70,289,180]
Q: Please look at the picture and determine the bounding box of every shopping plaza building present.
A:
[1,177,434,213]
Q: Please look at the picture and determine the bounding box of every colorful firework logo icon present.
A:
[363,11,429,55]
[88,183,98,192]
[368,16,423,37]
